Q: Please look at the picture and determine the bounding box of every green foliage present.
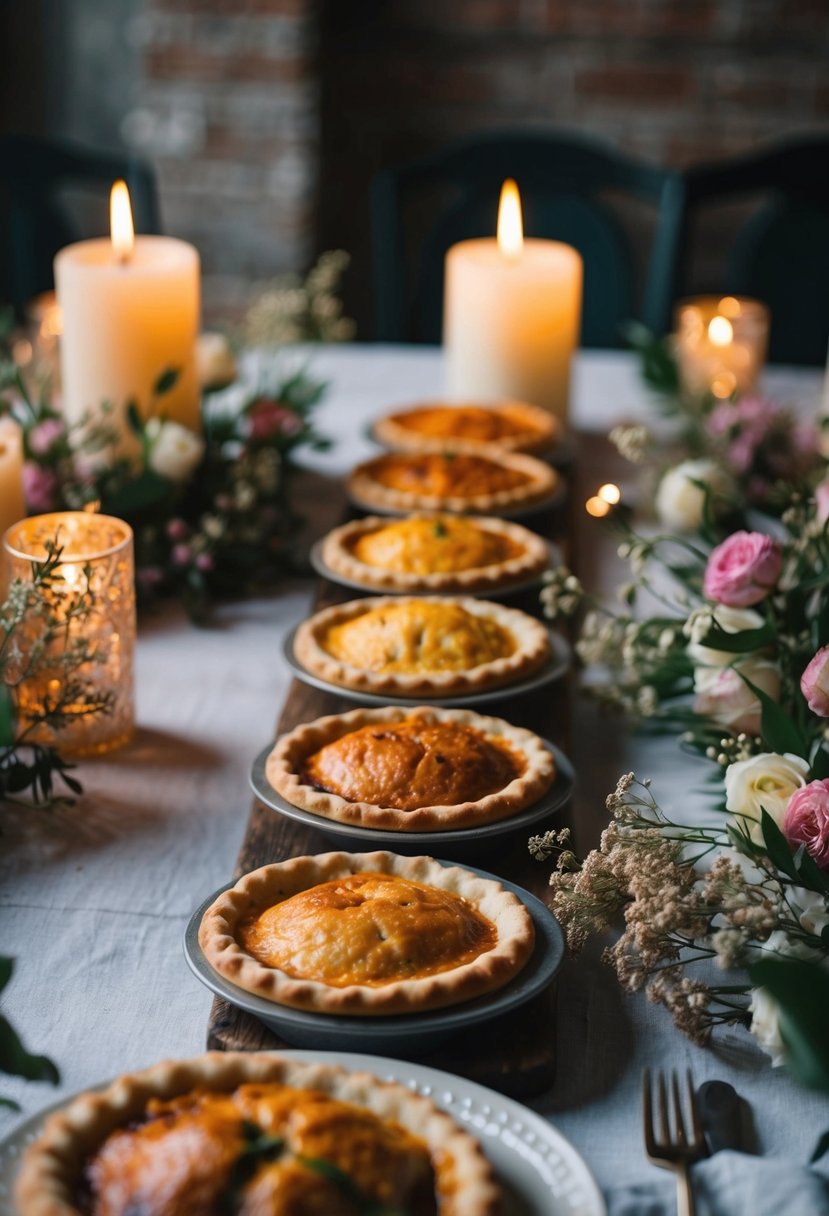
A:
[0,958,60,1110]
[749,957,829,1091]
[739,674,808,756]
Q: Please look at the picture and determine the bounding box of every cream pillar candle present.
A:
[54,182,200,458]
[443,180,582,424]
[0,417,25,540]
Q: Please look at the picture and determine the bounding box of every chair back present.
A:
[371,130,678,347]
[662,137,829,365]
[0,135,161,316]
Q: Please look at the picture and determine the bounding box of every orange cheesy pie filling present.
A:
[320,600,514,675]
[389,403,542,446]
[301,717,523,811]
[82,1081,437,1215]
[367,452,532,499]
[238,873,497,988]
[349,515,524,576]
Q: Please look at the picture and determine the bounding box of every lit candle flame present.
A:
[497,179,523,260]
[110,180,135,264]
[708,315,733,347]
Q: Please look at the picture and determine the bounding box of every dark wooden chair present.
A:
[370,130,679,348]
[659,136,829,365]
[0,135,161,316]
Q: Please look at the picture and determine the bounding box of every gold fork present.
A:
[642,1068,706,1216]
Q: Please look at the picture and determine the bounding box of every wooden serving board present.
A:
[206,487,577,1100]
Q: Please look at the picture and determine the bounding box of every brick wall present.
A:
[318,0,829,336]
[123,0,320,324]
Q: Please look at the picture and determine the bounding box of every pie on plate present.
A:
[373,399,559,455]
[320,512,550,594]
[292,595,552,697]
[15,1051,501,1216]
[198,851,535,1016]
[347,450,559,515]
[267,705,556,831]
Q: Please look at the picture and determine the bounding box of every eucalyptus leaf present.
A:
[0,957,12,994]
[810,1129,829,1164]
[0,686,14,748]
[699,621,775,654]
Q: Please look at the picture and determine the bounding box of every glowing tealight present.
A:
[708,315,733,347]
[585,496,611,518]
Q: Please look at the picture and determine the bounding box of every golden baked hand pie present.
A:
[321,513,550,594]
[15,1052,501,1216]
[293,595,551,697]
[373,399,559,455]
[267,705,556,831]
[347,450,559,515]
[199,851,535,1015]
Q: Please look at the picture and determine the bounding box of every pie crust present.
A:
[321,513,551,594]
[347,450,559,515]
[267,705,556,831]
[374,399,559,455]
[198,851,535,1015]
[292,595,551,697]
[15,1052,501,1216]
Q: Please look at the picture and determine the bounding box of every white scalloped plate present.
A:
[0,1051,605,1216]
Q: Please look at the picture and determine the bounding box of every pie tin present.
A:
[309,537,562,600]
[184,864,564,1055]
[249,738,574,860]
[282,625,571,709]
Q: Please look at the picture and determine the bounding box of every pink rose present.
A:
[22,462,59,512]
[245,399,301,442]
[801,646,829,717]
[27,417,65,456]
[783,779,829,869]
[703,531,782,607]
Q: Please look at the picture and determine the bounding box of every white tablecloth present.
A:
[2,346,827,1202]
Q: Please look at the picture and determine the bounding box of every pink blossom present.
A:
[27,417,65,456]
[693,660,780,735]
[815,482,829,525]
[703,531,782,607]
[22,462,59,512]
[195,552,214,572]
[246,398,301,442]
[166,518,190,542]
[171,543,191,566]
[783,779,829,869]
[801,646,829,717]
[137,566,164,591]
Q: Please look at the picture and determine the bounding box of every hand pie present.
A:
[321,512,550,594]
[347,450,559,515]
[267,705,555,831]
[15,1052,501,1216]
[373,399,559,455]
[293,595,551,697]
[199,851,535,1016]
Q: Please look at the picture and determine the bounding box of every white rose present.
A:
[655,458,732,532]
[790,886,829,938]
[693,656,780,737]
[147,419,205,483]
[749,986,786,1066]
[687,605,765,667]
[724,751,809,843]
[196,332,236,391]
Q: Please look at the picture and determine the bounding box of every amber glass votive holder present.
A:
[3,512,136,756]
[673,295,770,400]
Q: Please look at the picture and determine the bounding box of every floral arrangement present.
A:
[540,449,829,1086]
[1,251,353,622]
[621,324,823,528]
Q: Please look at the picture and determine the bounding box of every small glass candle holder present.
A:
[3,512,135,756]
[674,295,770,400]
